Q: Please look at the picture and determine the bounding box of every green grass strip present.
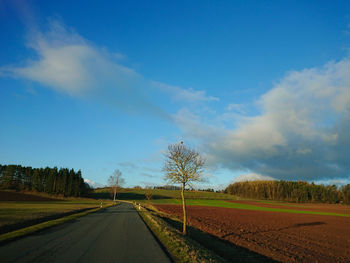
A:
[256,200,309,208]
[150,199,350,217]
[0,203,115,244]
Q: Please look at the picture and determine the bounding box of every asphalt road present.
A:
[0,202,171,263]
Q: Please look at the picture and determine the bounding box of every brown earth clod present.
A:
[155,203,350,263]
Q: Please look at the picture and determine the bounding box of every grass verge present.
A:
[0,202,117,244]
[139,204,276,263]
[136,203,227,263]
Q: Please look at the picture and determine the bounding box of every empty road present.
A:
[0,202,171,263]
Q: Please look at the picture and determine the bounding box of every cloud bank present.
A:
[232,173,276,182]
[176,58,350,182]
[1,20,156,114]
[2,19,350,183]
[84,178,104,188]
[153,81,219,103]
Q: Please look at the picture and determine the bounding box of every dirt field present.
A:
[230,200,350,215]
[155,203,350,263]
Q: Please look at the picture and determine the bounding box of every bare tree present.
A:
[144,185,154,200]
[163,142,205,235]
[108,169,125,201]
[145,191,153,200]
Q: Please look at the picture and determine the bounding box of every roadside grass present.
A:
[149,199,350,217]
[136,204,227,263]
[0,201,116,244]
[0,200,109,229]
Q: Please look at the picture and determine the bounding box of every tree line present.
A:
[154,185,182,190]
[0,164,91,197]
[225,180,350,204]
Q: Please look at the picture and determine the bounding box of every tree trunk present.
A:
[53,177,56,194]
[113,187,116,201]
[181,182,187,235]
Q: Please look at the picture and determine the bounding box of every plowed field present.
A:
[155,203,350,263]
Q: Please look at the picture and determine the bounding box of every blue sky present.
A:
[1,0,350,188]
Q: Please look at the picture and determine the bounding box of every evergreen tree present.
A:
[0,164,89,197]
[1,165,16,189]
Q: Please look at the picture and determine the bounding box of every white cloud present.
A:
[4,20,130,96]
[140,181,160,187]
[173,108,225,148]
[153,81,219,103]
[233,173,276,182]
[140,172,159,179]
[176,58,350,181]
[227,103,245,113]
[314,178,350,186]
[117,161,138,169]
[1,20,220,119]
[0,20,169,118]
[3,19,350,184]
[84,178,104,188]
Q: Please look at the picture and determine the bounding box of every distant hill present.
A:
[0,190,62,201]
[92,187,236,200]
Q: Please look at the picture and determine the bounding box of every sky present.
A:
[1,0,350,189]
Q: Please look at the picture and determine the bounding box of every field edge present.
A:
[0,202,118,245]
[135,202,228,263]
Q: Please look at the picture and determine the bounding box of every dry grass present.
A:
[0,200,108,229]
[0,202,116,244]
[136,203,227,263]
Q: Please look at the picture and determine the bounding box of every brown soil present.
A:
[155,204,350,263]
[0,191,61,201]
[229,200,350,214]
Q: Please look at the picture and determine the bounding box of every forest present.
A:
[0,164,91,197]
[225,180,350,204]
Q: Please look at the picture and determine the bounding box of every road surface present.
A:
[0,202,171,263]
